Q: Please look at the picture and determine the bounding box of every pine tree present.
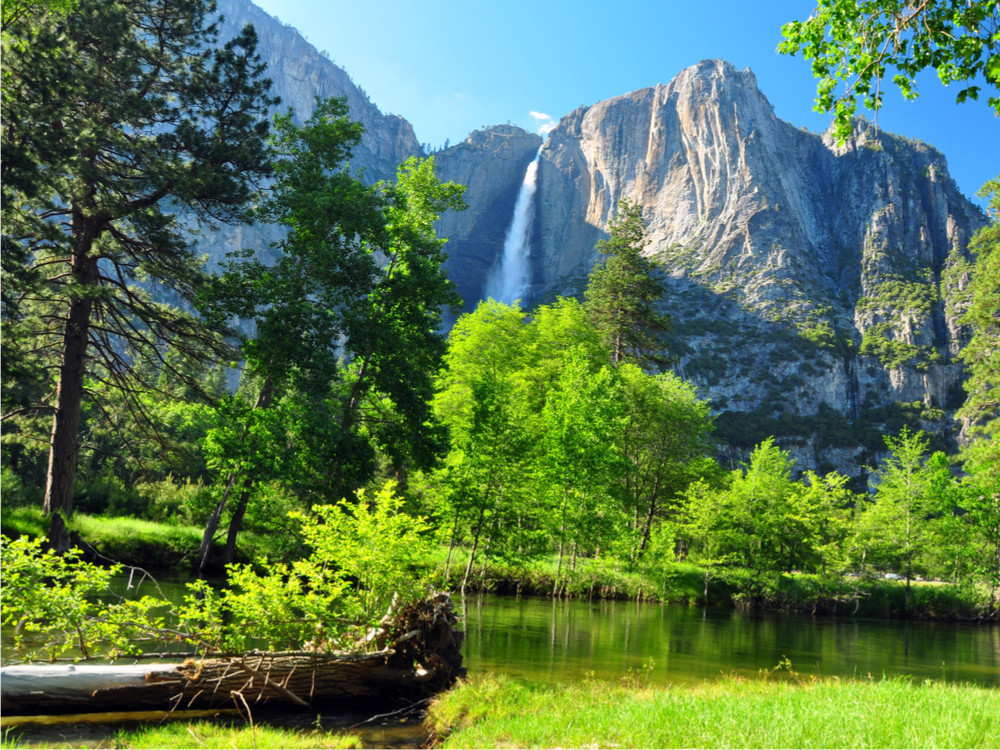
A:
[584,199,670,368]
[1,0,275,549]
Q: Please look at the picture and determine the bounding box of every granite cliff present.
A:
[209,5,986,478]
[190,0,422,276]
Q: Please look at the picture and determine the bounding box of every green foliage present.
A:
[0,536,167,659]
[681,439,834,579]
[780,0,1000,142]
[198,101,464,568]
[139,476,215,526]
[536,349,627,572]
[294,483,433,633]
[2,0,275,536]
[427,296,716,593]
[957,180,1000,441]
[617,364,716,560]
[73,470,146,518]
[798,319,838,350]
[954,183,1000,605]
[1,482,434,658]
[860,322,940,371]
[856,429,952,609]
[185,482,435,653]
[856,273,940,316]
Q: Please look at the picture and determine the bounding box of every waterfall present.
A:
[484,149,541,304]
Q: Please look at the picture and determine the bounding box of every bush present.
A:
[74,471,147,517]
[139,476,215,525]
[0,467,42,508]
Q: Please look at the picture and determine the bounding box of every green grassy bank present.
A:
[427,672,1000,749]
[0,507,283,572]
[3,508,992,620]
[1,722,364,749]
[441,550,993,620]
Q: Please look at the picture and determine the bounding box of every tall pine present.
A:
[585,199,670,368]
[1,0,275,549]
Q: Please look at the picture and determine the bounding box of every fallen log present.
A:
[2,593,464,716]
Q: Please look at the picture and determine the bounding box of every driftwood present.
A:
[1,593,464,716]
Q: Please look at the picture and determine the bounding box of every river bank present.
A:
[426,672,1000,749]
[5,671,996,749]
[2,507,995,622]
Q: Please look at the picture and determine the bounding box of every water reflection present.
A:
[459,594,1000,687]
[4,583,998,748]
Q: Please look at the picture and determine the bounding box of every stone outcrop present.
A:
[189,0,423,277]
[432,126,542,314]
[216,0,421,181]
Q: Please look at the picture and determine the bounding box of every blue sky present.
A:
[251,0,997,205]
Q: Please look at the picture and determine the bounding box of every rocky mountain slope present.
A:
[213,4,986,479]
[435,61,985,478]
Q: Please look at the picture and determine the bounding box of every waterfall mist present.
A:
[483,149,541,305]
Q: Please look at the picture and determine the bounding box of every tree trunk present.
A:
[461,506,487,595]
[553,535,565,597]
[43,218,102,552]
[198,378,275,576]
[222,483,252,567]
[443,515,460,583]
[198,475,236,577]
[635,498,657,560]
[1,595,465,716]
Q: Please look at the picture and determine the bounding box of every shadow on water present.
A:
[458,593,1000,688]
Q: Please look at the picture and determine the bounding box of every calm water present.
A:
[459,594,1000,687]
[4,583,998,747]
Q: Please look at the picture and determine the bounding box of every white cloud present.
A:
[529,110,557,135]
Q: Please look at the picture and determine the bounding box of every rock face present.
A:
[190,0,422,278]
[200,4,986,478]
[216,0,421,180]
[432,126,543,314]
[437,60,986,477]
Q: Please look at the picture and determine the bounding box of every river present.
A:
[4,584,998,747]
[461,594,999,687]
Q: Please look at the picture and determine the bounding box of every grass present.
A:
[428,672,1000,748]
[70,514,204,569]
[109,722,362,749]
[0,721,362,749]
[1,508,204,570]
[0,509,282,571]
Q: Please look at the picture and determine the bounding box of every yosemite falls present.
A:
[483,148,541,304]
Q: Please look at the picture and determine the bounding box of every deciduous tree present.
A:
[199,99,464,571]
[779,0,1000,142]
[955,180,1000,611]
[857,428,951,611]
